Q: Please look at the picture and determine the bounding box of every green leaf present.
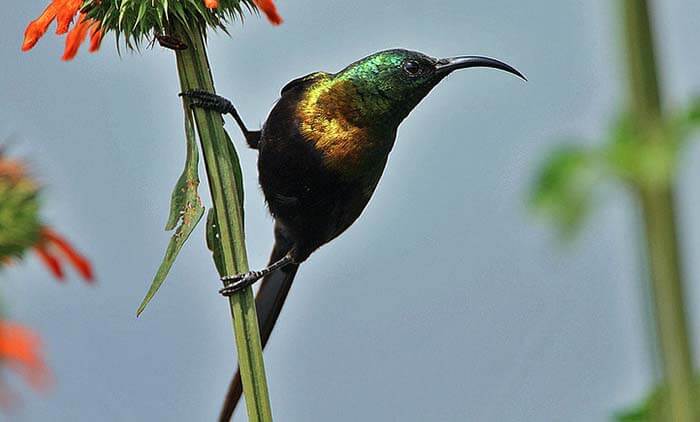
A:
[606,113,678,187]
[530,144,602,239]
[672,95,700,142]
[605,114,638,181]
[223,129,245,223]
[686,96,700,125]
[136,104,205,316]
[615,376,700,421]
[206,209,225,276]
[205,130,243,277]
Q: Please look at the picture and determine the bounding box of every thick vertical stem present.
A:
[172,22,273,422]
[638,188,695,420]
[622,0,662,128]
[623,1,695,420]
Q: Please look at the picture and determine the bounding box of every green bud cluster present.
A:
[0,157,41,262]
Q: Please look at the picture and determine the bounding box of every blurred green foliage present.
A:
[0,155,41,261]
[530,143,602,238]
[616,377,700,421]
[531,99,700,239]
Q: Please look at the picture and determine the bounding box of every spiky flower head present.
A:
[23,0,283,60]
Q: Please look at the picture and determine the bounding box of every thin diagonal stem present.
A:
[172,21,273,422]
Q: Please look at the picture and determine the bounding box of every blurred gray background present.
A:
[1,0,699,420]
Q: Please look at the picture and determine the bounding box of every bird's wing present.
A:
[280,71,330,96]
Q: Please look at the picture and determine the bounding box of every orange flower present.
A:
[20,1,62,52]
[34,227,94,282]
[89,25,104,53]
[23,0,282,60]
[61,14,96,61]
[0,322,50,393]
[55,0,83,34]
[205,0,283,23]
[22,0,103,61]
[253,0,283,25]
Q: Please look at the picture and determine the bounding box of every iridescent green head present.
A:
[334,49,525,126]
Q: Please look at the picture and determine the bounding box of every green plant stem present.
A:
[172,22,273,422]
[623,1,695,420]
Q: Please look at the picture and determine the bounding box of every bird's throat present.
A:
[296,76,398,177]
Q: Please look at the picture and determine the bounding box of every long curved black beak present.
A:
[435,56,526,81]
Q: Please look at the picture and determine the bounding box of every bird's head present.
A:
[334,49,525,126]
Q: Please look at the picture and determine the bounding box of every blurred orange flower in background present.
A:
[0,151,93,282]
[34,227,93,282]
[0,150,90,410]
[0,322,50,409]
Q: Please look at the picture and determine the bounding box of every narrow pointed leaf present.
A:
[137,105,205,316]
[206,209,225,275]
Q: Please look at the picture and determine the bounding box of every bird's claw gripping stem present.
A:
[179,90,262,149]
[179,90,236,115]
[218,254,294,297]
[219,271,264,296]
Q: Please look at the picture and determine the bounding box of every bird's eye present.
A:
[403,60,421,76]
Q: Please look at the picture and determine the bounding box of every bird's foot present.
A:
[179,90,235,115]
[219,255,293,296]
[219,270,265,296]
[155,34,188,50]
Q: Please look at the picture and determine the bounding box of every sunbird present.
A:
[181,48,524,419]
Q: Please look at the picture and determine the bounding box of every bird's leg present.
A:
[219,254,294,296]
[179,90,261,147]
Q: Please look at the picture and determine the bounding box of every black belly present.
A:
[257,99,372,263]
[258,140,371,261]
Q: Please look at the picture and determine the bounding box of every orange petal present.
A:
[253,0,283,25]
[203,0,219,9]
[56,0,83,35]
[0,159,27,182]
[22,1,61,51]
[88,22,103,53]
[34,244,65,281]
[0,322,50,391]
[61,13,91,61]
[41,228,94,282]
